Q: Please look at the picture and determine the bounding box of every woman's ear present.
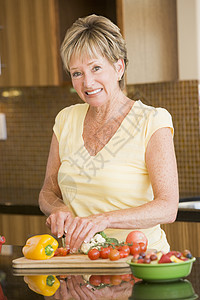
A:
[115,59,125,81]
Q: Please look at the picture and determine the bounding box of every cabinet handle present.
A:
[0,56,6,75]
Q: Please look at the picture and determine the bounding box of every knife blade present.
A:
[62,234,66,248]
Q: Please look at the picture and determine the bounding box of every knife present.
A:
[62,234,66,248]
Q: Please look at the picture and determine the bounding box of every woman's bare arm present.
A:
[39,133,74,238]
[39,133,64,215]
[104,127,179,228]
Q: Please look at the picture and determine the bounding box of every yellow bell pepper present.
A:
[22,234,58,260]
[24,275,60,296]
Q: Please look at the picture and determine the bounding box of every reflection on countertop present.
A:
[0,245,199,300]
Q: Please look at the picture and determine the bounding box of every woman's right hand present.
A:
[46,207,75,240]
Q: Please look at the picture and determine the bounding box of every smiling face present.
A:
[69,53,124,108]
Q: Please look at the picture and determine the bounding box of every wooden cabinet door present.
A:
[0,214,51,245]
[162,222,200,257]
[120,0,178,84]
[0,0,61,86]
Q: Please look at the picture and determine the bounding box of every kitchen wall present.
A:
[127,80,200,198]
[0,80,199,203]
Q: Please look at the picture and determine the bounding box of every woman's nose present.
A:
[83,72,94,88]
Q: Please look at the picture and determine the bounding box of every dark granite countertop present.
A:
[0,187,42,215]
[0,245,199,299]
[176,199,200,222]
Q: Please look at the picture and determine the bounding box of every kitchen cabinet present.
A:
[57,0,117,83]
[57,0,179,85]
[0,0,117,87]
[0,0,61,86]
[0,214,51,245]
[162,222,200,257]
[0,0,178,86]
[120,0,178,84]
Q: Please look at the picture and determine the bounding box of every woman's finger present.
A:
[70,220,93,251]
[64,217,80,250]
[63,213,74,234]
[59,279,72,300]
[71,276,95,300]
[66,276,81,300]
[46,211,74,238]
[56,211,73,238]
[46,214,58,237]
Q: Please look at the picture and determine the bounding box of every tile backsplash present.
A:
[127,80,200,198]
[0,85,82,190]
[0,80,199,203]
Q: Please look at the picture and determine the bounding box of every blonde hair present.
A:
[60,14,128,90]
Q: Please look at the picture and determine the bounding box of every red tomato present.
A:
[100,247,110,259]
[89,275,101,286]
[137,258,144,263]
[123,251,129,258]
[61,248,69,256]
[129,243,140,255]
[126,231,148,247]
[101,275,111,285]
[109,249,120,261]
[88,248,100,260]
[121,245,130,255]
[119,250,125,258]
[54,247,69,256]
[119,250,129,258]
[139,242,147,252]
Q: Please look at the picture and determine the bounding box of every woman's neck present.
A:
[87,93,134,125]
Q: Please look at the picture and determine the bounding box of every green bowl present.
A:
[130,279,198,300]
[127,257,196,282]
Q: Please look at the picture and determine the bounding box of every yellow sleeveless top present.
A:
[53,100,174,252]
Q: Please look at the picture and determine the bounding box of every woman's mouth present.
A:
[85,88,102,95]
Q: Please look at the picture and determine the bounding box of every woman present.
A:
[39,14,179,253]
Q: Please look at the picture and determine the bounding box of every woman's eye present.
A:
[93,66,101,72]
[72,72,81,78]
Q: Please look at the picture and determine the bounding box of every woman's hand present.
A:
[53,276,96,300]
[46,207,75,239]
[48,275,133,300]
[64,214,110,253]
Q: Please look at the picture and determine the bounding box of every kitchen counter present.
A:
[1,188,200,222]
[177,200,200,222]
[0,187,42,215]
[0,245,199,299]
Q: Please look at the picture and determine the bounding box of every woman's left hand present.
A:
[64,214,109,252]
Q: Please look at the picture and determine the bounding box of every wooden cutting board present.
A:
[12,254,132,269]
[13,267,132,276]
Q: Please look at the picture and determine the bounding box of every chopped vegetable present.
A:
[54,247,69,256]
[22,234,58,260]
[131,249,194,264]
[80,232,107,254]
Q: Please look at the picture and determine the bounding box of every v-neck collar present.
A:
[80,100,140,158]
